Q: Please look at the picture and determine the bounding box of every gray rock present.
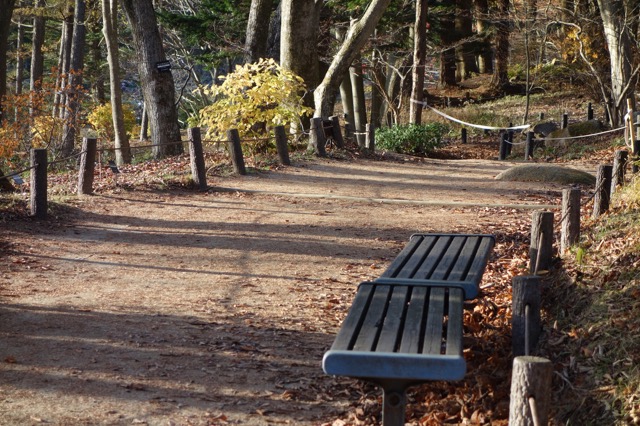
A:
[495,164,596,185]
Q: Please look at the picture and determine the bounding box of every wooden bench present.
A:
[323,233,495,426]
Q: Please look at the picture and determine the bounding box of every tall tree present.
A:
[313,0,393,117]
[30,0,46,116]
[244,0,274,63]
[53,4,75,119]
[596,0,638,125]
[61,0,88,156]
[410,0,428,124]
[492,0,510,90]
[474,0,492,74]
[280,0,323,111]
[102,0,132,164]
[0,0,17,124]
[122,0,182,158]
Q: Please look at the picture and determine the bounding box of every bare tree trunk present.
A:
[410,0,428,124]
[313,0,393,117]
[61,0,88,156]
[15,18,24,95]
[30,0,46,116]
[492,0,510,90]
[370,48,384,128]
[245,0,274,63]
[455,0,476,81]
[475,0,493,74]
[350,57,367,148]
[122,0,183,158]
[103,0,132,164]
[0,0,16,124]
[597,0,637,125]
[54,6,74,119]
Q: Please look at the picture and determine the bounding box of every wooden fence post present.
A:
[461,128,467,144]
[365,123,375,153]
[561,188,581,253]
[226,129,246,175]
[587,102,593,120]
[274,125,290,166]
[512,275,542,356]
[562,113,569,129]
[77,137,97,195]
[611,149,628,196]
[507,127,514,156]
[309,117,327,157]
[188,127,207,190]
[525,131,535,161]
[329,115,345,149]
[529,211,554,274]
[633,139,639,174]
[592,164,613,218]
[30,148,47,219]
[509,356,553,426]
[499,132,509,160]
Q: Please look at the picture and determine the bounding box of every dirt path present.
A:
[0,157,569,425]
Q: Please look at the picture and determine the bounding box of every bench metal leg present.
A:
[381,386,407,426]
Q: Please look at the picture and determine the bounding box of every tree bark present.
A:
[30,0,46,116]
[61,0,88,156]
[596,0,637,125]
[350,58,367,148]
[122,0,183,158]
[55,5,75,119]
[15,18,24,95]
[245,0,274,63]
[492,0,510,90]
[474,0,493,74]
[0,0,16,124]
[409,0,428,124]
[455,0,476,81]
[313,0,393,118]
[102,0,132,165]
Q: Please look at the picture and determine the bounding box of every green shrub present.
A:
[376,123,449,155]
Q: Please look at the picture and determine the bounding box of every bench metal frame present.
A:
[323,233,495,426]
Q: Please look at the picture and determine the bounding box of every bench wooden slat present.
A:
[445,288,464,356]
[376,286,410,352]
[378,235,437,279]
[399,286,427,354]
[352,285,390,351]
[464,236,495,285]
[329,284,375,351]
[423,287,446,354]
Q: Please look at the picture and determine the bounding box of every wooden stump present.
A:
[78,138,97,195]
[560,188,581,253]
[509,356,552,426]
[592,164,613,218]
[30,148,47,219]
[329,115,345,149]
[529,211,554,274]
[365,123,375,153]
[309,117,327,157]
[274,125,290,166]
[512,275,542,356]
[226,129,246,175]
[188,128,207,190]
[611,150,628,195]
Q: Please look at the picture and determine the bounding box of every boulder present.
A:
[495,164,596,185]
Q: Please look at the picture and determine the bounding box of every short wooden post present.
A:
[188,127,207,190]
[529,211,554,274]
[509,356,553,426]
[611,149,628,195]
[512,275,542,356]
[499,132,509,160]
[561,188,581,253]
[226,128,246,175]
[562,113,568,129]
[587,102,593,120]
[309,117,327,157]
[274,125,290,166]
[538,112,544,120]
[365,123,375,153]
[507,126,514,156]
[343,113,353,139]
[592,164,613,218]
[77,137,97,195]
[525,131,535,160]
[633,139,640,174]
[30,148,47,219]
[627,98,636,152]
[461,128,467,144]
[329,115,345,149]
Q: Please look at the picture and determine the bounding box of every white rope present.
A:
[543,126,624,141]
[411,99,531,131]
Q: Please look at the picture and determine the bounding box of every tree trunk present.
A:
[313,0,393,118]
[0,0,16,124]
[597,0,637,125]
[280,0,322,106]
[61,0,88,156]
[350,58,367,148]
[15,18,24,95]
[475,0,493,74]
[409,0,428,124]
[103,0,132,165]
[30,0,46,116]
[54,6,74,119]
[492,0,510,90]
[122,0,183,158]
[370,48,384,128]
[245,0,274,63]
[455,0,476,81]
